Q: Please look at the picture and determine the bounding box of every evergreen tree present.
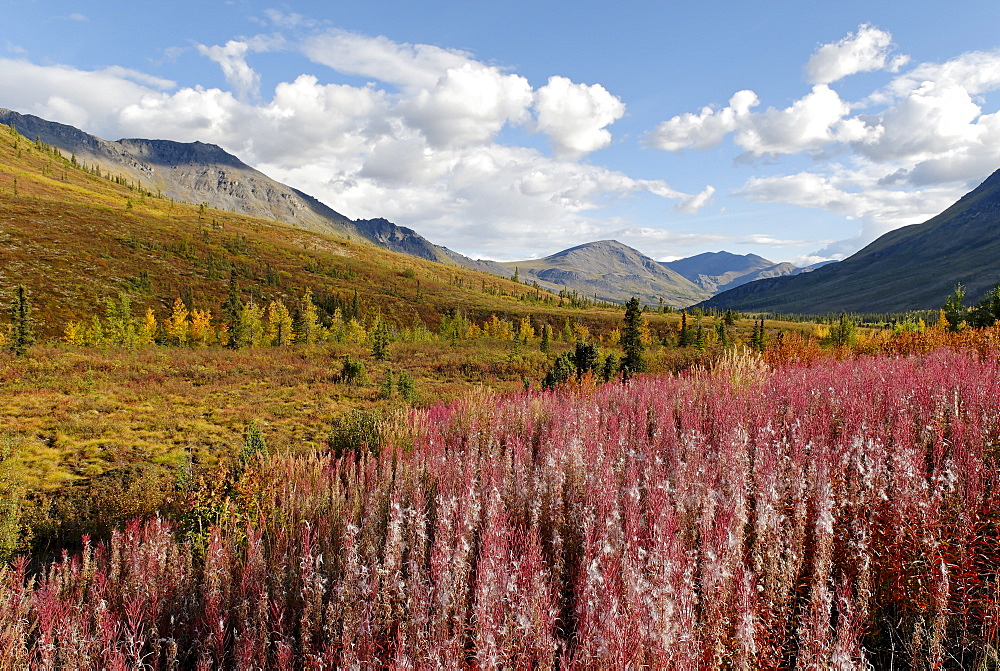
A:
[370,316,391,361]
[619,297,647,381]
[694,317,706,352]
[829,312,858,347]
[542,353,575,389]
[239,420,268,469]
[540,323,552,354]
[8,285,35,356]
[571,341,600,380]
[677,311,690,347]
[942,283,968,331]
[968,284,1000,327]
[750,318,768,352]
[601,352,619,383]
[397,371,416,402]
[221,272,244,349]
[378,369,395,399]
[716,320,730,347]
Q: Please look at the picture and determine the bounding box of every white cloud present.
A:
[534,76,625,158]
[198,41,259,99]
[302,30,471,90]
[645,89,757,151]
[738,170,964,254]
[0,58,177,136]
[676,185,715,214]
[399,63,533,148]
[736,84,854,156]
[805,24,907,85]
[647,25,1000,258]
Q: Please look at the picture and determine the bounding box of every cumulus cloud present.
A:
[399,63,533,148]
[645,90,757,151]
[302,30,471,90]
[736,84,857,156]
[534,76,625,158]
[197,40,261,100]
[738,170,965,254]
[647,24,1000,257]
[805,24,908,85]
[0,27,708,260]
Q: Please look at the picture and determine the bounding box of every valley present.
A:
[2,109,1000,668]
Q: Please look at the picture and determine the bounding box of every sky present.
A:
[4,1,1000,265]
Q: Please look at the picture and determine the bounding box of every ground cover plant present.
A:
[1,338,999,668]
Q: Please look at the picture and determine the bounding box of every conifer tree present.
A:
[103,293,137,347]
[370,316,391,361]
[8,285,35,356]
[677,311,690,348]
[221,272,244,349]
[619,297,647,381]
[239,420,268,469]
[378,369,395,399]
[397,371,416,402]
[540,323,552,354]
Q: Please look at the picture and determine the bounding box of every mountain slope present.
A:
[502,240,711,308]
[663,251,802,293]
[0,108,504,274]
[0,121,563,336]
[702,170,1000,313]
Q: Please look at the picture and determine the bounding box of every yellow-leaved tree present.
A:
[266,300,294,346]
[189,308,214,347]
[138,308,157,345]
[165,297,190,346]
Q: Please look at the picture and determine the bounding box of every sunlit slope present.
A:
[0,124,566,335]
[703,169,1000,313]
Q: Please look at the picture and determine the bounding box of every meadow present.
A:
[1,326,999,668]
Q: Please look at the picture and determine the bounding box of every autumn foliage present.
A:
[1,341,999,668]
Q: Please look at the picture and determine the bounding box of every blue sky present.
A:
[5,1,1000,265]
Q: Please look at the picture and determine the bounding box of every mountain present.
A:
[0,108,506,274]
[0,118,559,336]
[663,251,803,293]
[502,240,711,308]
[702,170,1000,313]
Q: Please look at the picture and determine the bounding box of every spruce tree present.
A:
[540,323,552,354]
[677,311,690,347]
[221,272,244,349]
[370,317,391,361]
[619,297,647,381]
[9,285,35,356]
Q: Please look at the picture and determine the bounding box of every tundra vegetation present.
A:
[3,122,1000,667]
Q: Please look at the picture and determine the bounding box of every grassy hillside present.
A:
[0,122,614,337]
[702,169,1000,313]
